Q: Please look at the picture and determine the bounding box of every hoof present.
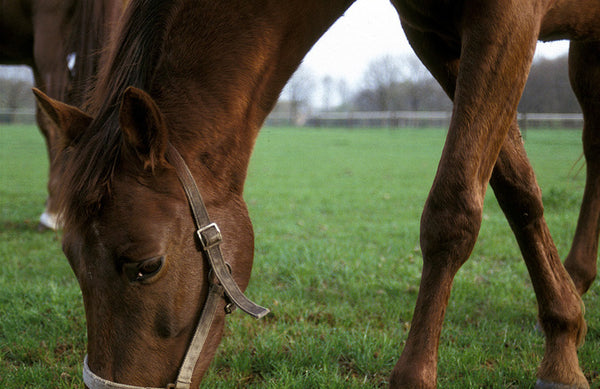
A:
[38,211,60,231]
[535,379,589,389]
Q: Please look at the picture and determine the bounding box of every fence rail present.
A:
[266,110,584,129]
[0,109,584,129]
[0,109,36,124]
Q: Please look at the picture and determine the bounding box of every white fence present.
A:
[517,112,583,130]
[0,109,36,124]
[266,111,584,129]
[1,109,584,130]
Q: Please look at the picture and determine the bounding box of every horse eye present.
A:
[122,256,165,283]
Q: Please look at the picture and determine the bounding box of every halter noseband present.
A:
[82,143,269,389]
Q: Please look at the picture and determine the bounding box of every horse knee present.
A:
[420,189,483,270]
[539,298,586,345]
[389,365,436,389]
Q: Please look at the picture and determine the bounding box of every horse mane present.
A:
[58,0,178,229]
[65,0,119,106]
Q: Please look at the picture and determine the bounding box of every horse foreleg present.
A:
[564,40,600,296]
[490,125,588,388]
[388,25,461,388]
[391,2,543,387]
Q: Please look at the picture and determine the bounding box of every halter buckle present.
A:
[197,223,222,250]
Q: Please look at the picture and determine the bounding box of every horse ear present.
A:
[119,86,169,170]
[32,88,92,144]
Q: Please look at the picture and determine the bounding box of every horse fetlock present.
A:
[389,365,436,389]
[539,295,587,347]
[537,327,589,389]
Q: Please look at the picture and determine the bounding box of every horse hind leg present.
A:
[31,69,62,231]
[564,40,600,296]
[490,126,588,388]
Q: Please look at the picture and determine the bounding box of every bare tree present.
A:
[282,65,316,124]
[321,75,333,111]
[361,55,401,111]
[519,55,580,113]
[336,78,350,109]
[399,55,430,83]
[353,54,450,112]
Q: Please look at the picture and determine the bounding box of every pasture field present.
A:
[0,124,598,388]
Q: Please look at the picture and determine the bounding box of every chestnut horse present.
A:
[0,0,122,229]
[34,0,598,388]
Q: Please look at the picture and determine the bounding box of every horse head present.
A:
[34,86,262,387]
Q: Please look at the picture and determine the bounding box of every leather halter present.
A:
[82,143,269,389]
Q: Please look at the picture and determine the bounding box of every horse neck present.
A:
[151,0,355,190]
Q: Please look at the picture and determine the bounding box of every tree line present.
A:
[277,53,581,121]
[0,53,581,124]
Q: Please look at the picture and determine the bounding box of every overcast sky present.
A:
[302,0,570,87]
[1,0,571,98]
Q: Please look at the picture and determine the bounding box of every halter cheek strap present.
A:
[82,144,269,389]
[165,144,269,320]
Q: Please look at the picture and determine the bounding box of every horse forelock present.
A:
[57,0,178,230]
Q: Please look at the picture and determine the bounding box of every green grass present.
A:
[0,124,598,388]
[0,124,87,388]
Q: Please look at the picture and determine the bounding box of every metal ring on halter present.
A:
[208,264,236,314]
